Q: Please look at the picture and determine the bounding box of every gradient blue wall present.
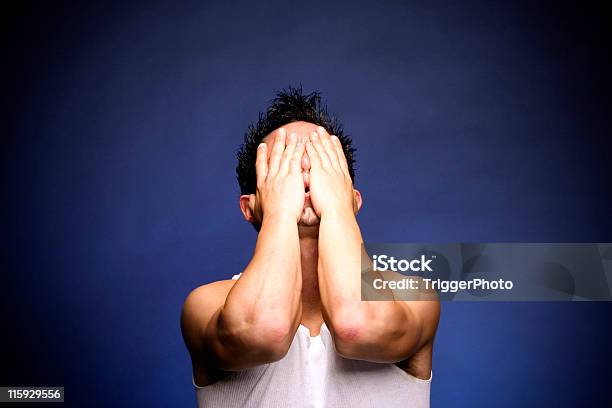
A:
[3,1,611,406]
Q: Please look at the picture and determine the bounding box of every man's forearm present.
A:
[317,208,362,312]
[219,213,302,352]
[317,209,417,362]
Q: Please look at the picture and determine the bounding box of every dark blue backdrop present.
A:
[2,1,611,406]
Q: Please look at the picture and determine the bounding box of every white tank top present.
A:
[193,274,432,407]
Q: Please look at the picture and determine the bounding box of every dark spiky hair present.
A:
[236,86,356,195]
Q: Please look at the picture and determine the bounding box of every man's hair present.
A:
[236,86,356,195]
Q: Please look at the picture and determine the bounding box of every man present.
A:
[181,87,440,407]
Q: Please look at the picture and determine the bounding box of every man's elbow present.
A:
[223,318,294,363]
[327,312,375,359]
[331,321,368,359]
[253,320,294,361]
[328,310,418,362]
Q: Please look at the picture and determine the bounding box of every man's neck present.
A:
[298,233,324,336]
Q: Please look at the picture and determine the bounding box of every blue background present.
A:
[2,1,611,406]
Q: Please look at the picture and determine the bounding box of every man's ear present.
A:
[353,189,363,214]
[239,194,258,223]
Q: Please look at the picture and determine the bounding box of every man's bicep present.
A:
[180,281,234,362]
[379,271,440,348]
[398,297,440,352]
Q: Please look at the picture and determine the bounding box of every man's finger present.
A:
[331,135,350,177]
[290,141,305,174]
[255,143,268,184]
[317,127,340,170]
[279,132,297,175]
[311,131,331,169]
[268,128,286,175]
[306,140,321,170]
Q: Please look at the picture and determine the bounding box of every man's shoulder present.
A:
[184,278,237,307]
[181,278,238,353]
[181,278,239,385]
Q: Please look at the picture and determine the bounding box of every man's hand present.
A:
[256,128,306,222]
[305,127,355,217]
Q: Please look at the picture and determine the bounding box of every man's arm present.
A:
[306,127,440,363]
[181,130,306,373]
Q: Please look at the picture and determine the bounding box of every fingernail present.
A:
[258,143,266,149]
[317,126,326,133]
[297,142,303,148]
[289,132,297,141]
[311,132,318,140]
